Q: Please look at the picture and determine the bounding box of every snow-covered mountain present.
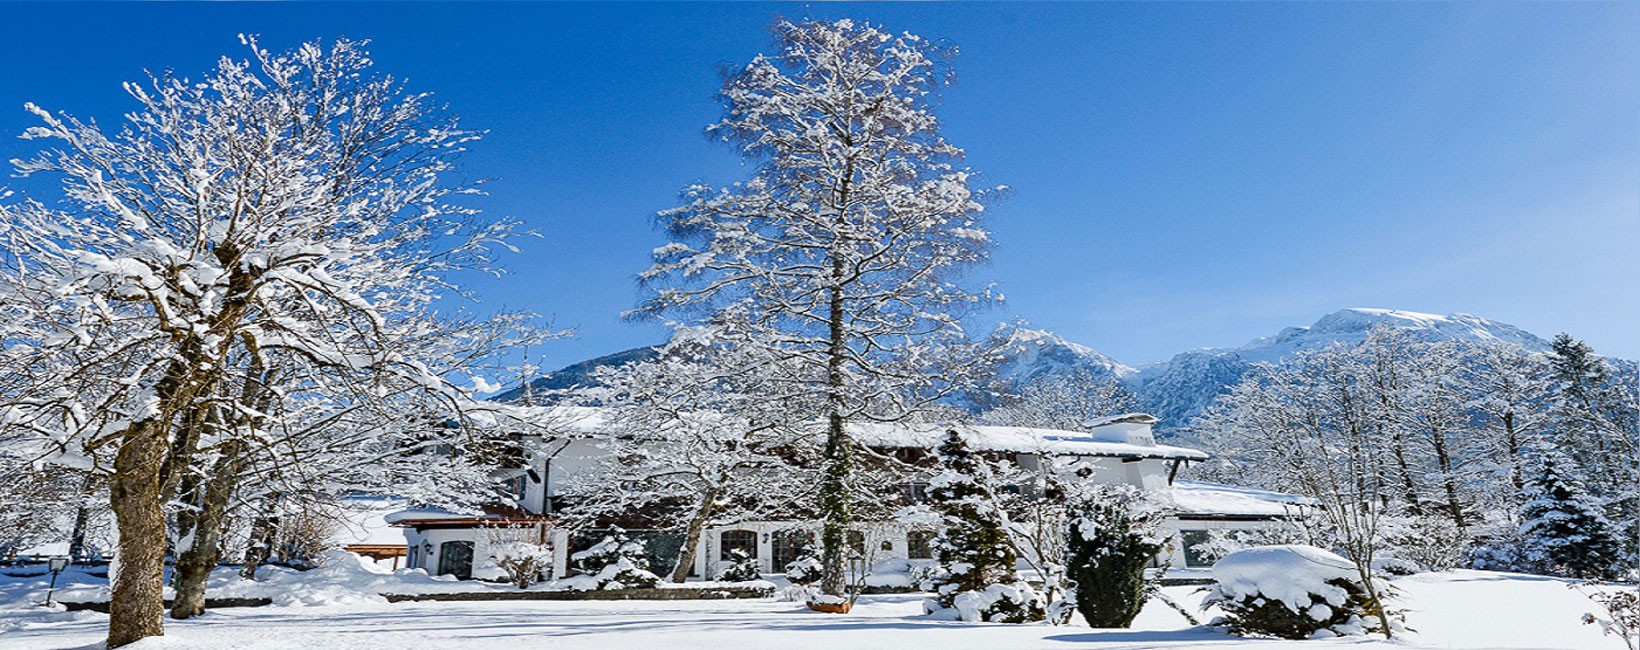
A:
[991,327,1137,386]
[491,346,659,404]
[498,308,1570,436]
[1129,308,1555,433]
[1227,308,1549,364]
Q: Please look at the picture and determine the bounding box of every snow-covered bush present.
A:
[785,554,823,585]
[1382,513,1464,572]
[483,525,552,589]
[1065,484,1169,628]
[1574,581,1639,650]
[1203,545,1399,639]
[949,582,1048,624]
[567,528,660,590]
[714,548,760,582]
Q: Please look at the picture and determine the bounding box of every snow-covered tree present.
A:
[924,430,1044,623]
[560,327,818,582]
[982,368,1136,432]
[1064,483,1170,628]
[634,18,999,600]
[1195,345,1398,637]
[1546,334,1639,569]
[1451,342,1555,510]
[0,37,541,646]
[1517,446,1623,580]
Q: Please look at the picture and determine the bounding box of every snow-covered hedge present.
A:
[1203,545,1396,639]
[713,548,760,582]
[784,555,823,585]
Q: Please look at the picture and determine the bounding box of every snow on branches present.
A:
[634,17,1001,599]
[0,37,549,646]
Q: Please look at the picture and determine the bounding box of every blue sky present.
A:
[2,2,1635,369]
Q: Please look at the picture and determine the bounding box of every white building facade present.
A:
[389,410,1304,583]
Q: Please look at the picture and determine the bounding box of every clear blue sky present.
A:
[2,2,1636,369]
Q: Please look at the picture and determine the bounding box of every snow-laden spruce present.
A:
[923,430,1045,623]
[566,528,662,591]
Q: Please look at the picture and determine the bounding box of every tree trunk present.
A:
[106,420,169,648]
[67,473,97,560]
[1428,426,1467,530]
[671,488,720,583]
[818,274,852,598]
[1503,412,1524,492]
[172,439,249,619]
[240,503,280,580]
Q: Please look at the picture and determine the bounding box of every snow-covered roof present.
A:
[1082,412,1158,429]
[382,509,468,525]
[511,406,1208,461]
[1170,480,1313,518]
[849,421,1207,461]
[330,495,412,546]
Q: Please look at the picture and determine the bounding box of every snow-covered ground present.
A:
[0,567,1621,649]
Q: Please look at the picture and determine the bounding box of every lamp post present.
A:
[43,555,70,607]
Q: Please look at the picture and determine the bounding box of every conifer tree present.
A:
[1517,447,1623,579]
[1546,334,1639,569]
[926,430,1045,622]
[1065,485,1168,628]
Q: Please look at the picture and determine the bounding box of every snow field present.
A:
[0,570,1620,650]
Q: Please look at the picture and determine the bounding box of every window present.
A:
[846,530,866,558]
[1181,530,1213,568]
[899,482,929,504]
[437,540,475,580]
[906,530,936,560]
[500,475,527,502]
[771,529,814,571]
[720,529,758,559]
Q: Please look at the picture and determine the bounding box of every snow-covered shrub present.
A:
[1065,484,1169,628]
[785,554,823,585]
[1574,581,1639,650]
[567,528,660,590]
[1203,545,1399,639]
[483,525,552,589]
[1382,513,1464,572]
[949,582,1048,624]
[923,430,1046,623]
[1465,535,1525,573]
[714,548,760,582]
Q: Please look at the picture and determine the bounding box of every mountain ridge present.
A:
[495,308,1588,434]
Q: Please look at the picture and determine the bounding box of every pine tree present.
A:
[925,430,1045,622]
[1517,447,1622,579]
[1546,334,1639,570]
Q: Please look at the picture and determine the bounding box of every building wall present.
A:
[405,524,570,581]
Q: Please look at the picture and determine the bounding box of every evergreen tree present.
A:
[1517,447,1623,579]
[1065,485,1168,628]
[925,430,1045,623]
[1547,334,1639,570]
